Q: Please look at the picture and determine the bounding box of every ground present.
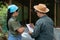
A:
[0,28,60,40]
[54,28,60,40]
[22,28,60,40]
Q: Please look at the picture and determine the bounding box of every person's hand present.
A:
[29,23,34,28]
[29,31,32,35]
[17,27,25,34]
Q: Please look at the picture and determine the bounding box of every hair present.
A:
[7,9,18,30]
[7,9,13,30]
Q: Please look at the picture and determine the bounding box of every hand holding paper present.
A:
[26,24,34,32]
[29,23,34,28]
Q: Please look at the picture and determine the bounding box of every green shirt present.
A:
[8,17,21,35]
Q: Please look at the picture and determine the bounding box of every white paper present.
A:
[21,32,35,40]
[26,24,34,32]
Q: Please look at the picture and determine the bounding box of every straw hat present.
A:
[34,4,49,13]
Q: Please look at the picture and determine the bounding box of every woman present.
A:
[7,4,25,40]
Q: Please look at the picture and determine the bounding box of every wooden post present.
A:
[54,0,56,27]
[0,25,2,33]
[9,0,12,5]
[29,0,31,23]
[22,5,24,25]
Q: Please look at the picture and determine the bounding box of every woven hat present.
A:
[34,4,49,13]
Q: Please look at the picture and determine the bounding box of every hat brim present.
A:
[34,5,49,13]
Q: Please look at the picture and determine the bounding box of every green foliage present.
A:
[0,3,7,24]
[0,2,8,33]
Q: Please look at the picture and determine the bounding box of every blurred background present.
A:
[0,0,60,40]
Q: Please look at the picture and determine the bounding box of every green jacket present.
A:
[8,17,21,35]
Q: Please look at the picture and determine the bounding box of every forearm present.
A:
[17,27,25,34]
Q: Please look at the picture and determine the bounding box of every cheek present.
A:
[37,13,39,16]
[16,13,19,15]
[17,13,19,15]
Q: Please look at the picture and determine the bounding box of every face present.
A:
[36,12,40,17]
[15,12,19,16]
[35,10,42,17]
[13,11,19,17]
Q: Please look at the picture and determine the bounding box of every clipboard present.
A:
[26,24,34,32]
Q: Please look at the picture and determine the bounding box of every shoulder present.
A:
[36,18,43,25]
[8,18,15,23]
[41,16,54,25]
[36,16,53,25]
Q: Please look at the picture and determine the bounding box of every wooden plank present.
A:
[54,0,57,27]
[29,0,31,23]
[9,0,12,5]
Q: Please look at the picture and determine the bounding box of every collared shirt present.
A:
[31,15,54,40]
[8,17,21,35]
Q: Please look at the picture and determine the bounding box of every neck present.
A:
[12,14,17,17]
[39,14,46,18]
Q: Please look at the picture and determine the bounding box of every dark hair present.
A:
[7,9,18,30]
[7,9,13,30]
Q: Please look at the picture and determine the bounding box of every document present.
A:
[26,24,34,32]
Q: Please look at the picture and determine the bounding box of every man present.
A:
[29,4,54,40]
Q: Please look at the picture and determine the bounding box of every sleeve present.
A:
[31,21,42,38]
[11,21,21,31]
